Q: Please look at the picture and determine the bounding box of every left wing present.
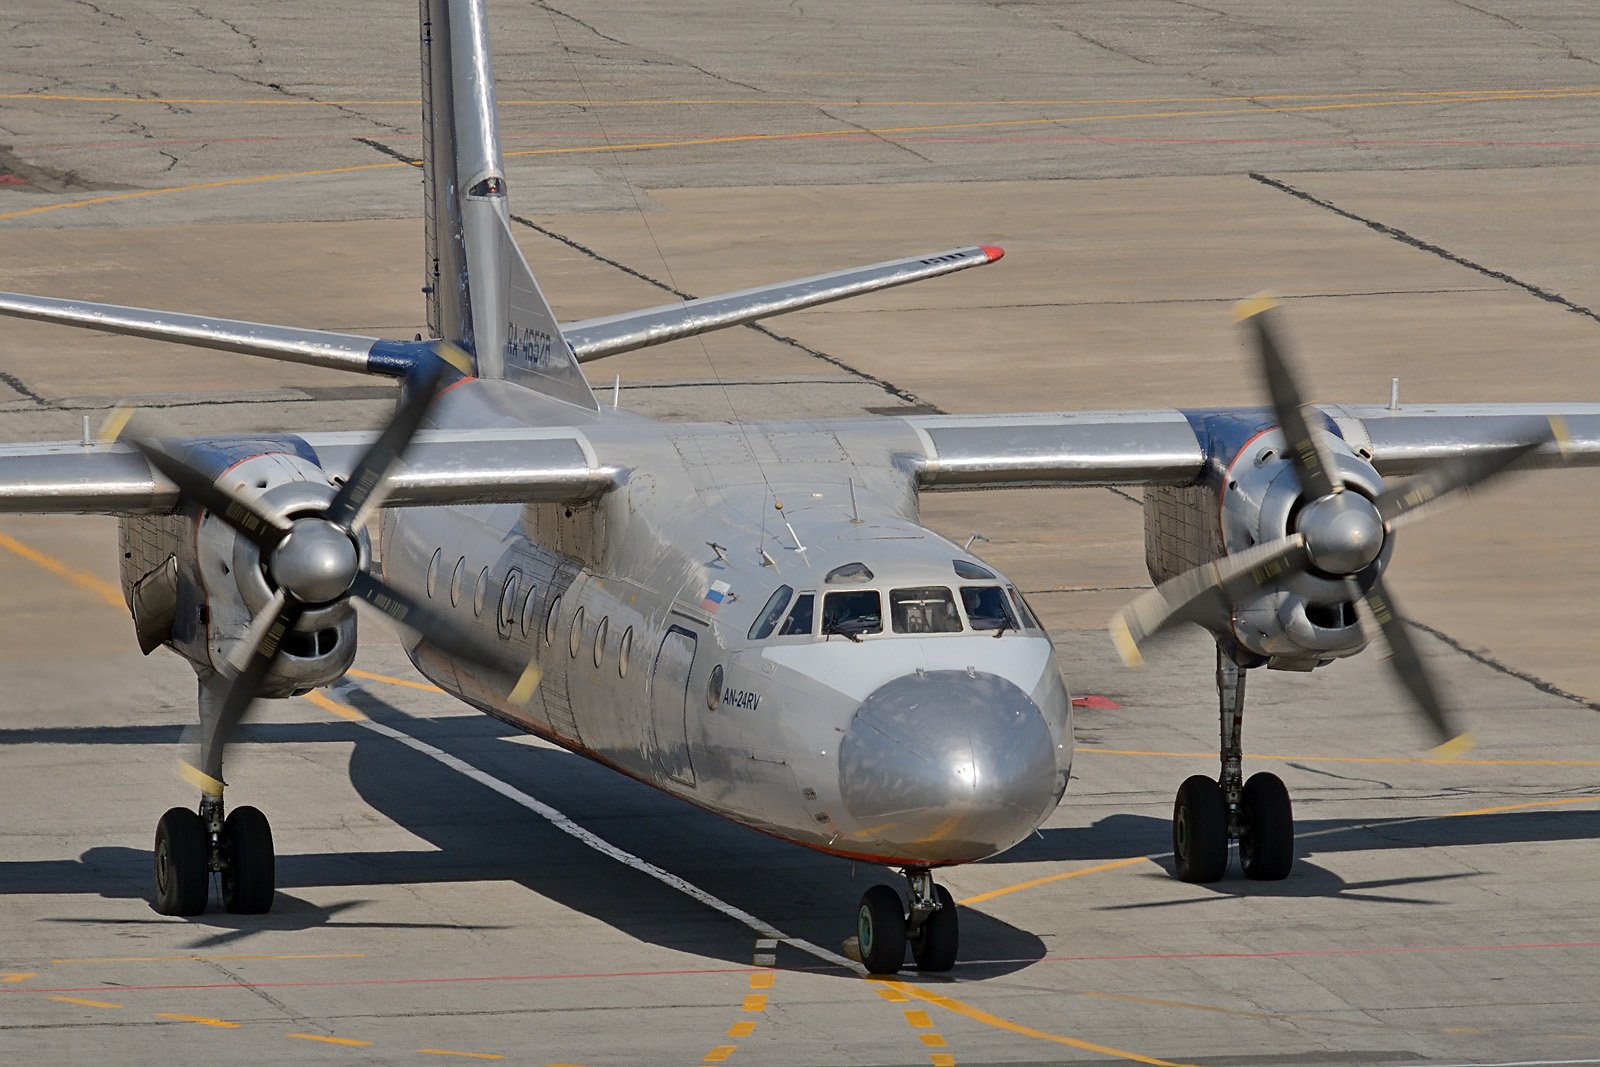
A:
[0,429,620,515]
[899,404,1600,490]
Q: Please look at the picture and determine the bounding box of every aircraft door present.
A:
[649,626,698,787]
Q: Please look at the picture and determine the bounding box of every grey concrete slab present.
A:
[3,1,1600,1065]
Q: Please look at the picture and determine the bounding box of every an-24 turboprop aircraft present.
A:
[2,0,1597,976]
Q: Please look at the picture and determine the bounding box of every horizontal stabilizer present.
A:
[0,291,435,377]
[563,245,1004,362]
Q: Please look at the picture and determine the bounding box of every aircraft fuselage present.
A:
[380,378,1073,866]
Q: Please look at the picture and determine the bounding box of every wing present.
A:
[0,429,619,515]
[901,404,1600,490]
[562,246,1003,362]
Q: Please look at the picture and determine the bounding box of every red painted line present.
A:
[1072,695,1121,710]
[2,963,769,996]
[962,940,1600,967]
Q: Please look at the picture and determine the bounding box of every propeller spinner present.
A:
[1112,296,1562,755]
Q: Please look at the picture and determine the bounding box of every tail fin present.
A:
[419,0,597,411]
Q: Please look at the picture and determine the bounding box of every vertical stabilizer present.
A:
[418,0,598,411]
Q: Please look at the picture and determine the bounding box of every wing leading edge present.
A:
[0,430,620,515]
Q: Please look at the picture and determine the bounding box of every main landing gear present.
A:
[1171,646,1294,883]
[856,867,958,975]
[152,676,277,916]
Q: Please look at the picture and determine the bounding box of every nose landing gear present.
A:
[855,867,960,975]
[1171,646,1294,883]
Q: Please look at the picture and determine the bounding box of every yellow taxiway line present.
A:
[2,89,1594,223]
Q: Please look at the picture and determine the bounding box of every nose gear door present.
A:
[649,626,698,787]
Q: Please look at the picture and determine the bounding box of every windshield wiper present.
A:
[991,617,1013,639]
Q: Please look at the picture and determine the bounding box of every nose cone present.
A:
[838,670,1058,863]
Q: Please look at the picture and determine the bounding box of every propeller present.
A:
[121,349,531,791]
[1111,296,1562,756]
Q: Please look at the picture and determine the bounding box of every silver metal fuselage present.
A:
[380,379,1073,866]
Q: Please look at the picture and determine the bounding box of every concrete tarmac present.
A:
[2,2,1599,1065]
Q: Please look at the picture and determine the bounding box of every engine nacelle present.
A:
[118,442,363,695]
[1145,418,1390,671]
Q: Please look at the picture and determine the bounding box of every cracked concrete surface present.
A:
[1,2,1599,1065]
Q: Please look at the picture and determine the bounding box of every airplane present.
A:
[1,0,1596,977]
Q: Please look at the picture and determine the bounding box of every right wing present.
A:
[0,429,620,515]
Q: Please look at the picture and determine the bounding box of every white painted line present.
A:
[337,690,861,975]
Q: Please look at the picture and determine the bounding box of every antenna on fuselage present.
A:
[963,532,990,551]
[775,499,806,553]
[848,478,862,524]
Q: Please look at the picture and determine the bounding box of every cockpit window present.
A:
[961,585,1018,632]
[825,562,874,584]
[890,587,963,634]
[748,585,794,640]
[778,593,815,636]
[953,559,996,580]
[823,589,883,638]
[1007,585,1041,629]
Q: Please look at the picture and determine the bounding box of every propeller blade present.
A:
[196,593,305,781]
[1356,575,1472,756]
[1112,533,1311,665]
[324,360,448,531]
[1236,296,1339,500]
[347,570,505,677]
[124,432,289,553]
[1376,426,1554,530]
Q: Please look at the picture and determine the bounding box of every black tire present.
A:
[911,884,959,972]
[1239,772,1294,880]
[221,805,276,914]
[153,807,210,915]
[857,884,907,975]
[1172,775,1229,883]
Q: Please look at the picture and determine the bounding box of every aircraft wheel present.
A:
[857,884,907,975]
[911,884,959,972]
[1239,772,1294,880]
[1172,775,1228,883]
[154,807,210,915]
[221,805,276,914]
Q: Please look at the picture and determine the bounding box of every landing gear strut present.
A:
[1171,646,1293,883]
[152,674,277,915]
[856,867,959,975]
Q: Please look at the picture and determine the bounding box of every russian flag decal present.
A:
[701,579,731,613]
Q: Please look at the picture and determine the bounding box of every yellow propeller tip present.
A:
[1109,616,1144,668]
[1233,292,1279,322]
[1548,415,1572,457]
[98,405,135,444]
[510,662,543,707]
[432,341,473,376]
[176,760,225,797]
[1431,732,1476,761]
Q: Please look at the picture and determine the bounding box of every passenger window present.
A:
[498,572,520,635]
[545,595,562,644]
[449,557,466,607]
[593,616,608,667]
[890,587,963,634]
[778,593,815,636]
[569,605,586,657]
[473,566,489,617]
[520,585,538,636]
[426,548,442,597]
[748,585,794,640]
[961,585,1018,632]
[823,589,883,638]
[1007,585,1040,629]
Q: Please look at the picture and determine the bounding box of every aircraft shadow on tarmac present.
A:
[7,709,1599,968]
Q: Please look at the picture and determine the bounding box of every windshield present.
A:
[961,585,1018,631]
[778,593,815,636]
[1007,585,1041,629]
[748,585,794,640]
[823,589,883,637]
[890,586,963,634]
